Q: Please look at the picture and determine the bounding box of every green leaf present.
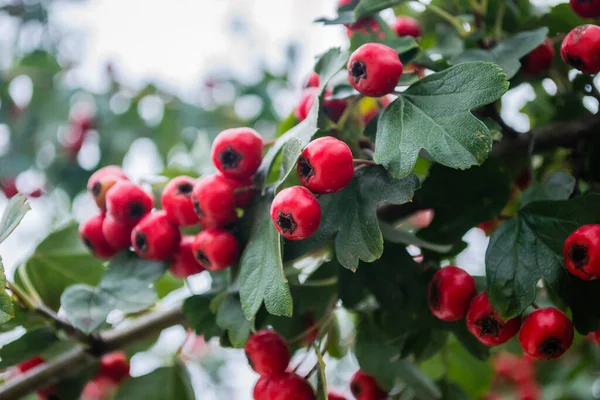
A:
[313,343,328,400]
[216,294,252,348]
[0,327,58,368]
[374,62,508,178]
[520,171,575,207]
[115,364,195,400]
[0,194,30,244]
[182,293,223,340]
[0,258,14,325]
[54,364,98,400]
[354,0,408,19]
[450,28,548,79]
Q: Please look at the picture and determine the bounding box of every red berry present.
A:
[519,308,574,360]
[170,236,204,278]
[0,177,18,199]
[305,72,320,88]
[105,181,153,224]
[80,376,116,400]
[18,356,45,373]
[338,0,353,8]
[346,18,382,39]
[211,127,264,180]
[102,215,134,251]
[244,329,291,378]
[521,37,555,76]
[561,25,600,74]
[350,371,387,400]
[271,186,321,240]
[517,382,541,400]
[253,376,271,400]
[295,88,348,123]
[192,228,239,271]
[295,88,319,121]
[428,266,476,322]
[297,137,354,194]
[392,16,422,37]
[131,211,181,261]
[191,174,237,228]
[265,373,315,400]
[563,224,600,280]
[478,219,500,236]
[161,176,199,226]
[87,166,128,211]
[80,214,117,259]
[515,169,532,191]
[224,176,256,209]
[328,392,347,400]
[348,43,403,97]
[466,292,521,346]
[570,0,600,18]
[98,351,130,384]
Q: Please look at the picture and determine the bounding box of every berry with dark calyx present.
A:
[305,72,320,88]
[561,25,600,74]
[297,137,354,194]
[97,351,130,384]
[350,371,388,400]
[244,329,291,378]
[224,176,256,209]
[80,214,117,259]
[192,228,239,271]
[87,166,128,211]
[102,215,134,251]
[466,292,521,346]
[328,392,347,400]
[270,186,321,240]
[563,224,600,280]
[265,373,315,400]
[521,37,555,76]
[253,377,271,400]
[191,174,237,229]
[106,181,153,224]
[392,16,422,38]
[519,308,574,360]
[161,176,199,226]
[131,211,181,261]
[570,0,600,18]
[428,266,476,322]
[170,236,204,278]
[348,43,403,97]
[211,127,264,180]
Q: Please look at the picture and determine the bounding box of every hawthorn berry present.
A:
[519,308,574,360]
[102,215,134,251]
[80,376,116,400]
[224,176,256,209]
[87,166,128,211]
[561,25,600,74]
[253,376,270,400]
[350,371,387,400]
[328,392,347,400]
[297,137,354,194]
[18,357,56,398]
[161,176,199,226]
[244,329,291,378]
[428,266,476,322]
[305,72,320,88]
[0,177,18,199]
[97,351,130,384]
[105,181,153,224]
[271,186,321,240]
[191,174,237,228]
[80,214,117,259]
[170,236,204,278]
[521,37,555,76]
[570,0,600,18]
[295,88,348,123]
[392,16,422,38]
[265,373,315,400]
[348,43,403,97]
[191,229,239,271]
[346,18,382,39]
[131,211,181,261]
[211,127,264,180]
[295,88,319,121]
[466,292,521,346]
[563,224,600,280]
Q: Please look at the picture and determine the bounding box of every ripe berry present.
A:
[338,0,353,8]
[192,229,239,271]
[350,371,387,400]
[392,16,422,38]
[478,219,500,236]
[87,166,128,211]
[295,88,348,123]
[102,215,134,251]
[570,0,600,18]
[98,351,130,384]
[106,181,153,224]
[224,176,256,209]
[295,88,319,121]
[271,186,321,240]
[519,308,574,360]
[328,392,347,400]
[191,174,237,228]
[561,25,600,74]
[297,137,354,194]
[244,329,291,378]
[170,236,204,278]
[80,376,116,400]
[428,266,476,322]
[161,176,199,226]
[0,177,18,199]
[265,373,315,400]
[348,43,403,97]
[131,211,181,261]
[18,357,55,398]
[80,214,117,259]
[466,292,521,346]
[305,72,320,88]
[253,377,271,400]
[563,224,600,280]
[211,127,264,180]
[521,37,555,76]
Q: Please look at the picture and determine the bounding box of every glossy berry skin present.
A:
[270,186,321,240]
[466,292,521,346]
[295,88,348,123]
[428,266,476,322]
[87,166,128,211]
[161,176,199,226]
[98,351,130,384]
[191,174,237,228]
[295,88,319,121]
[328,392,347,400]
[521,37,555,76]
[350,371,387,400]
[253,377,271,400]
[106,181,153,224]
[561,25,600,74]
[297,137,354,194]
[224,176,256,209]
[348,43,403,97]
[563,224,600,280]
[265,373,315,400]
[519,308,574,360]
[305,72,320,88]
[131,211,181,261]
[192,229,239,271]
[244,330,291,378]
[211,127,264,180]
[170,236,204,278]
[571,0,600,18]
[80,214,117,259]
[102,215,134,251]
[392,16,422,38]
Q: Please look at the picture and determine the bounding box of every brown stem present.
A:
[353,159,376,165]
[263,139,277,147]
[233,185,256,194]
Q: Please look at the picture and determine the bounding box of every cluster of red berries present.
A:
[429,266,574,360]
[483,352,540,400]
